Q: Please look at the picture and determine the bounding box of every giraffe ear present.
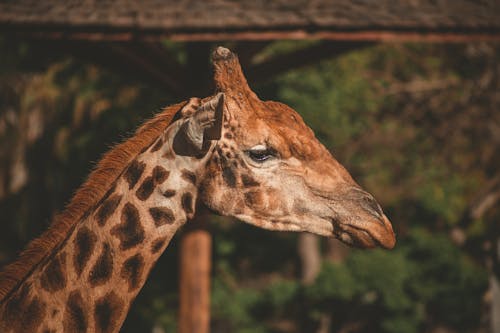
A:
[183,93,224,151]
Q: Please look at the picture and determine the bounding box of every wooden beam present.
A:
[247,41,372,85]
[168,30,500,42]
[6,29,500,42]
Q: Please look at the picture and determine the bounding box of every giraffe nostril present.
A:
[348,189,385,224]
[362,196,383,218]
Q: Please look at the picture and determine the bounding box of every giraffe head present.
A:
[179,47,395,249]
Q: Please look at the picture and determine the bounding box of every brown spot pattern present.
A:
[2,285,29,323]
[181,169,197,185]
[152,166,170,184]
[181,192,194,218]
[111,203,145,250]
[149,207,175,226]
[135,166,170,201]
[63,291,87,333]
[40,252,66,292]
[121,253,145,292]
[151,237,167,254]
[2,285,46,332]
[74,227,97,275]
[96,194,122,226]
[162,189,176,198]
[213,155,220,165]
[222,164,237,188]
[88,243,113,286]
[94,291,124,333]
[244,191,263,209]
[124,160,146,189]
[136,176,155,201]
[23,297,46,332]
[241,174,260,187]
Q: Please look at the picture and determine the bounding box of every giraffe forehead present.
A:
[228,101,321,160]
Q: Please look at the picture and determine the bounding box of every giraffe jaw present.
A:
[230,210,395,249]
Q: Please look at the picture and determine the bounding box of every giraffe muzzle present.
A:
[331,189,396,249]
[336,213,396,249]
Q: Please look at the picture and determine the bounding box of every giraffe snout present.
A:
[332,188,396,249]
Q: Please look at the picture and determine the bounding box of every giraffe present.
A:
[0,47,395,332]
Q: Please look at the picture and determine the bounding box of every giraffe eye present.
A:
[246,147,276,163]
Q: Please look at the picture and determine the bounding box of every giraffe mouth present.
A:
[333,214,396,249]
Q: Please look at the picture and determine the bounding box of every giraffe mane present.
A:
[0,101,186,303]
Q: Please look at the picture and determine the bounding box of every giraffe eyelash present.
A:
[245,146,277,163]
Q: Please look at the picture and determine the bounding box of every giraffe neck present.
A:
[0,117,207,333]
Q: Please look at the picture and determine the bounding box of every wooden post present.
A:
[178,42,212,333]
[298,233,321,285]
[179,212,212,333]
[492,238,500,333]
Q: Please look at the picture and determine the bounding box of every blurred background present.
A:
[0,1,499,333]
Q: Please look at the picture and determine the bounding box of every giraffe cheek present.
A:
[198,178,225,213]
[265,189,283,212]
[232,198,246,215]
[244,191,265,211]
[215,191,237,214]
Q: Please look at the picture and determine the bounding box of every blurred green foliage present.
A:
[0,37,497,332]
[208,228,487,333]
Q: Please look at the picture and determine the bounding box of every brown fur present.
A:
[0,101,186,303]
